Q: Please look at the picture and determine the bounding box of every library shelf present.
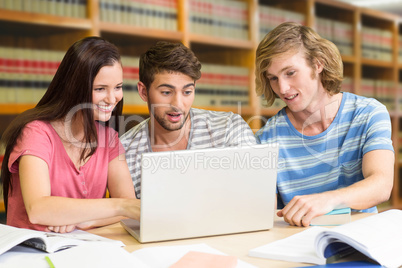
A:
[0,105,258,121]
[122,105,257,117]
[189,33,255,50]
[0,9,92,30]
[361,59,396,68]
[360,6,400,22]
[314,0,356,11]
[341,55,357,64]
[100,22,184,41]
[1,0,402,208]
[192,105,255,116]
[122,105,149,115]
[0,104,36,115]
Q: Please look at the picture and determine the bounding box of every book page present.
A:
[0,224,90,255]
[0,224,125,255]
[315,210,402,268]
[249,227,328,265]
[0,224,46,255]
[40,229,125,253]
[43,230,124,246]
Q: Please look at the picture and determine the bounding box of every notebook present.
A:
[120,144,278,243]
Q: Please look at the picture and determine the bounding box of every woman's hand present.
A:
[46,225,76,233]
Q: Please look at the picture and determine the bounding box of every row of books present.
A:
[315,17,353,56]
[361,26,393,61]
[259,5,305,41]
[194,64,250,107]
[99,0,177,31]
[0,48,138,105]
[121,56,142,105]
[0,46,252,107]
[361,78,395,110]
[399,82,402,112]
[342,77,354,93]
[0,0,87,18]
[398,128,402,160]
[0,48,142,106]
[189,0,249,40]
[2,46,399,110]
[2,0,401,59]
[0,47,64,104]
[121,58,251,107]
[395,142,402,161]
[400,35,402,63]
[398,130,402,159]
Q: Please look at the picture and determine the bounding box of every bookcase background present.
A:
[1,0,402,213]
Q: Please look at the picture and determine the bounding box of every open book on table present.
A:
[0,223,124,255]
[249,209,402,268]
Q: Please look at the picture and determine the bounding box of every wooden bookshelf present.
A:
[0,104,36,115]
[1,0,402,209]
[0,9,92,29]
[0,201,4,214]
[100,22,184,41]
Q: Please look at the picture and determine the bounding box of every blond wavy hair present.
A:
[256,22,343,107]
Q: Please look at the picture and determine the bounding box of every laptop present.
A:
[120,143,278,243]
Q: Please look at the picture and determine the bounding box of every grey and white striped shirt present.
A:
[120,108,257,198]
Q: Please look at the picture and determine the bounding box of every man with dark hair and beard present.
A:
[121,41,256,199]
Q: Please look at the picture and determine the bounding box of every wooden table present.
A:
[88,213,370,268]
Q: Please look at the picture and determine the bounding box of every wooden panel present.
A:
[177,0,190,46]
[0,201,4,213]
[122,105,149,115]
[0,8,92,30]
[259,0,308,14]
[189,34,254,50]
[100,22,183,41]
[0,104,35,114]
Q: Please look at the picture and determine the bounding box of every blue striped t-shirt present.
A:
[255,92,394,213]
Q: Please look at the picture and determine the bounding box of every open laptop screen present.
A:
[122,144,278,243]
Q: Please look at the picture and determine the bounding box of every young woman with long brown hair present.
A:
[1,36,140,233]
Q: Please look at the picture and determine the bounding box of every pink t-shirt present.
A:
[7,120,125,231]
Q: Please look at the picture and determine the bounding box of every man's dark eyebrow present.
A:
[183,83,195,89]
[157,83,175,89]
[156,83,195,89]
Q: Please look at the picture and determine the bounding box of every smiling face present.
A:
[92,61,123,122]
[138,71,195,132]
[266,50,324,115]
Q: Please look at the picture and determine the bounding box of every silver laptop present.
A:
[120,144,278,243]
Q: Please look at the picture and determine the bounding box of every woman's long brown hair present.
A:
[0,36,123,213]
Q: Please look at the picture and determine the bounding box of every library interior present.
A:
[1,0,402,257]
